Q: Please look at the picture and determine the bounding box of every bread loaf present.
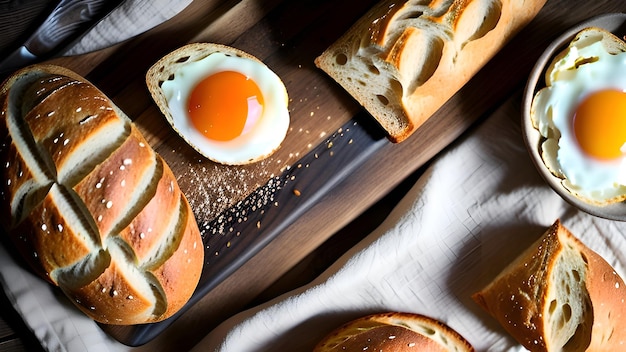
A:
[0,64,204,325]
[315,0,546,142]
[472,220,626,351]
[314,312,474,351]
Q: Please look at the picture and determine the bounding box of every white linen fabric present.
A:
[62,0,193,56]
[194,93,626,351]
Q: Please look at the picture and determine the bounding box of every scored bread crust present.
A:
[472,220,626,351]
[0,64,204,325]
[314,312,474,352]
[315,0,547,142]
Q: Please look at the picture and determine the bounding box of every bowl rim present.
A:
[521,12,626,221]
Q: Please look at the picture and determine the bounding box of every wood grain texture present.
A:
[2,0,626,350]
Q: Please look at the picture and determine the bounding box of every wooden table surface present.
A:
[1,0,625,350]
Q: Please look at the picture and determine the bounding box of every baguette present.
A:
[315,0,546,142]
[0,64,204,325]
[314,312,474,351]
[472,220,626,351]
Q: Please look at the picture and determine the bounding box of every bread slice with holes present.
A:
[0,64,204,325]
[314,0,546,142]
[314,312,474,351]
[472,220,626,351]
[145,42,263,138]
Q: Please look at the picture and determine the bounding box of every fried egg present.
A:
[160,50,290,165]
[531,30,626,204]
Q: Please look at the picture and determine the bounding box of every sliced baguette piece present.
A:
[472,220,626,351]
[315,0,547,142]
[314,312,474,352]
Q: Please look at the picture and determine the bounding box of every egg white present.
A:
[161,52,290,165]
[532,40,626,203]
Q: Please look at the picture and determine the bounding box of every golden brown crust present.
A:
[472,221,566,351]
[0,64,204,325]
[314,312,474,352]
[315,0,547,142]
[473,220,626,351]
[582,237,626,350]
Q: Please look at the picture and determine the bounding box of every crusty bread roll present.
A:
[472,220,626,351]
[315,0,546,142]
[0,64,204,325]
[314,312,474,351]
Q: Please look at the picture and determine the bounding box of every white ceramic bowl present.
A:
[522,13,626,221]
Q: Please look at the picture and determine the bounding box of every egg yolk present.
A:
[188,71,264,141]
[573,89,626,160]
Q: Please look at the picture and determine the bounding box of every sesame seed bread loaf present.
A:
[0,64,204,325]
[472,220,626,351]
[315,0,547,142]
[314,312,474,351]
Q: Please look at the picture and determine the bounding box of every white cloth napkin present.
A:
[194,93,626,352]
[61,0,192,56]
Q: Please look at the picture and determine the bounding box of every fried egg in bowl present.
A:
[523,13,626,220]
